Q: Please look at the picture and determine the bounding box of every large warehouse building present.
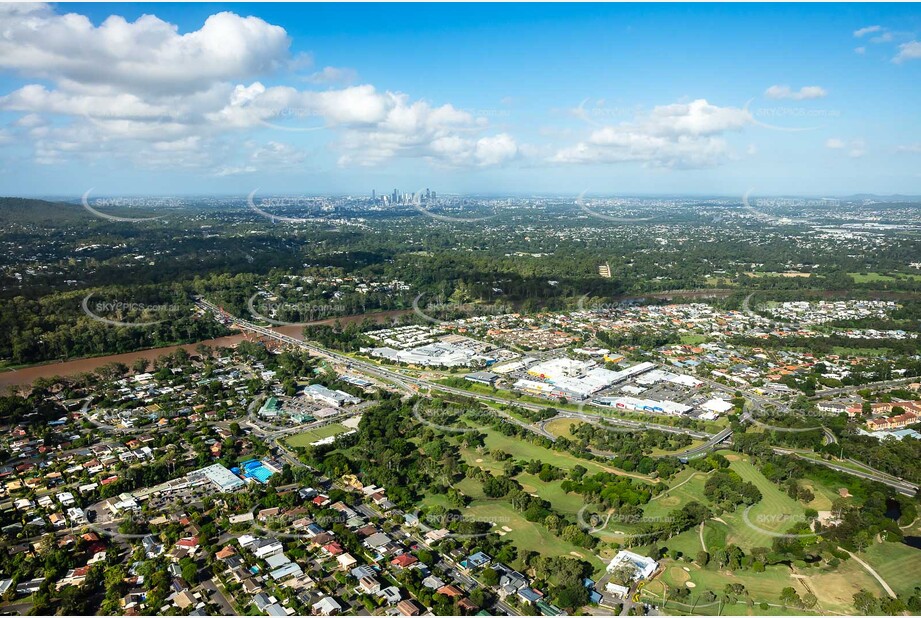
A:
[518,358,657,400]
[593,395,692,416]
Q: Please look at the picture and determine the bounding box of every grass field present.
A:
[420,483,606,574]
[679,334,709,345]
[439,379,729,433]
[543,418,583,440]
[746,272,812,279]
[648,439,708,457]
[796,556,891,613]
[719,452,809,549]
[285,423,350,447]
[458,424,655,483]
[656,561,816,612]
[857,540,921,598]
[797,476,842,512]
[830,346,892,357]
[849,271,921,283]
[585,405,729,434]
[649,551,886,615]
[436,379,587,411]
[515,472,586,515]
[644,468,711,521]
[544,418,582,440]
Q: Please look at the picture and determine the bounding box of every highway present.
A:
[672,425,735,459]
[810,377,918,399]
[773,448,918,496]
[196,298,917,497]
[196,298,711,441]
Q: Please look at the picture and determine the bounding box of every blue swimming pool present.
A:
[240,459,275,483]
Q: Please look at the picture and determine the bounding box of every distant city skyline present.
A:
[1,2,920,197]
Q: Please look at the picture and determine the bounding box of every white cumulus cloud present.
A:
[0,4,517,173]
[854,25,883,38]
[0,5,291,96]
[764,85,827,100]
[827,138,865,158]
[894,41,921,63]
[553,99,750,169]
[304,66,358,85]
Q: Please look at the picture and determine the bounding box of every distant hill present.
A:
[844,194,921,202]
[0,197,92,225]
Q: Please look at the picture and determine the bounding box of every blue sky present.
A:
[1,2,919,197]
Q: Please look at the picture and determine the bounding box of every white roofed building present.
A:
[606,550,658,580]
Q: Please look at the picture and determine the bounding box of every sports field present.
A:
[286,423,350,447]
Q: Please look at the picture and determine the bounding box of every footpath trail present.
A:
[838,547,896,598]
[699,521,707,553]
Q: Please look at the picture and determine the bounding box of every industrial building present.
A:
[369,342,485,367]
[464,371,500,386]
[635,368,702,388]
[593,395,692,416]
[191,463,246,493]
[301,384,361,408]
[516,358,657,400]
[513,379,569,399]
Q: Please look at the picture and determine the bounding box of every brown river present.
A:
[0,309,411,391]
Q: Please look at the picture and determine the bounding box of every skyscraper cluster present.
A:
[371,188,436,205]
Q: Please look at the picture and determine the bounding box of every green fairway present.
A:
[286,423,350,447]
[700,519,729,551]
[796,476,844,512]
[647,552,882,615]
[718,452,809,549]
[458,424,654,482]
[422,489,605,574]
[454,476,486,499]
[644,468,711,521]
[657,561,816,611]
[858,541,921,598]
[515,472,585,515]
[662,527,707,558]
